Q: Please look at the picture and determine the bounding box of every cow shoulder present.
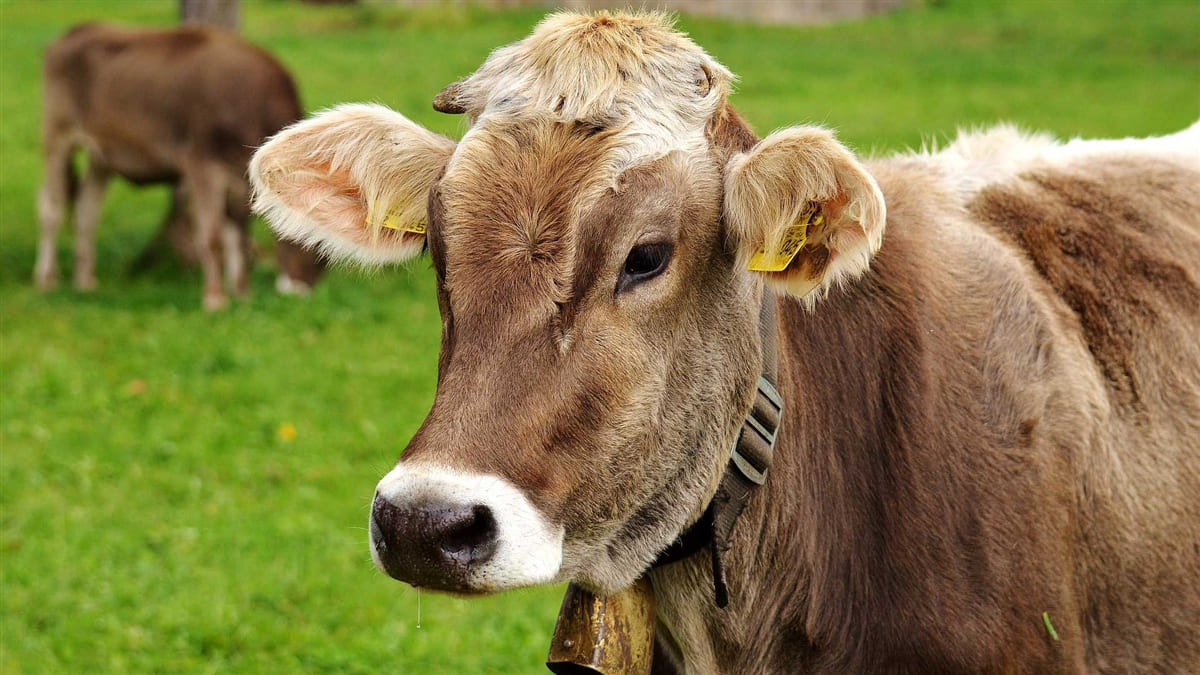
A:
[971,155,1200,413]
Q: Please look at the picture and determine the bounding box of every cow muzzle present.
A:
[370,494,499,590]
[369,463,564,593]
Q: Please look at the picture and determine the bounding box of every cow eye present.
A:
[619,241,673,292]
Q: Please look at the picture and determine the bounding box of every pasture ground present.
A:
[1,0,1197,671]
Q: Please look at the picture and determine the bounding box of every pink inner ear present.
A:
[267,161,421,255]
[312,184,368,240]
[803,192,846,245]
[273,165,372,241]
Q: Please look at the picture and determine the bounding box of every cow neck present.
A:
[544,293,782,674]
[649,289,782,608]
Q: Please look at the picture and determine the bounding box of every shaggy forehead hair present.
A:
[442,11,732,165]
[434,12,730,319]
[439,117,622,320]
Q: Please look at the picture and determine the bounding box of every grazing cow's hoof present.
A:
[275,273,312,296]
[203,292,228,312]
[73,273,97,292]
[370,492,498,591]
[34,269,58,291]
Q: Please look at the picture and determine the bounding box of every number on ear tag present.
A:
[747,207,822,272]
[373,202,426,234]
[380,210,426,234]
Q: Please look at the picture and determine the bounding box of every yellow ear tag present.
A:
[374,203,426,235]
[747,207,822,272]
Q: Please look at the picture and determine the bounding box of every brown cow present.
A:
[250,12,1200,674]
[36,22,324,309]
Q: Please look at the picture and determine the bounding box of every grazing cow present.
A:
[250,12,1200,674]
[36,22,324,309]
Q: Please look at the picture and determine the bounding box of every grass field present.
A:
[1,0,1197,672]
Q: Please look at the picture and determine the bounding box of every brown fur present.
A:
[439,118,622,326]
[35,22,323,307]
[651,146,1200,673]
[975,160,1200,413]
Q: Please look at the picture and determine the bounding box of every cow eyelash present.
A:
[618,241,673,293]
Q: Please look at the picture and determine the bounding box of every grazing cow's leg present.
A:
[220,223,250,298]
[130,184,195,273]
[34,131,74,290]
[71,157,111,291]
[223,179,253,298]
[186,162,229,311]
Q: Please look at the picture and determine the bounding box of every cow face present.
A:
[250,12,885,596]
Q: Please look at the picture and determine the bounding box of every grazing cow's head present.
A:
[250,12,885,595]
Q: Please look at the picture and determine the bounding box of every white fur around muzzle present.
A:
[371,463,564,591]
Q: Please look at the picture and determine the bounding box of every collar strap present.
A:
[650,296,782,608]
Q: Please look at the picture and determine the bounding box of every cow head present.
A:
[250,12,885,596]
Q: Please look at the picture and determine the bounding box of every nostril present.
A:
[370,494,398,554]
[371,494,499,586]
[372,494,398,529]
[440,504,497,563]
[370,516,385,553]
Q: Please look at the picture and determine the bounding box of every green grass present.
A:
[1,0,1197,672]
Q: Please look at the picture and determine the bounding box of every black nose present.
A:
[370,492,498,590]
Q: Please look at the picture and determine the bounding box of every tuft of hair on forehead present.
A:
[438,116,624,312]
[443,10,733,164]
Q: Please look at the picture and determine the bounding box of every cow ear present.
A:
[250,103,456,266]
[724,126,886,304]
